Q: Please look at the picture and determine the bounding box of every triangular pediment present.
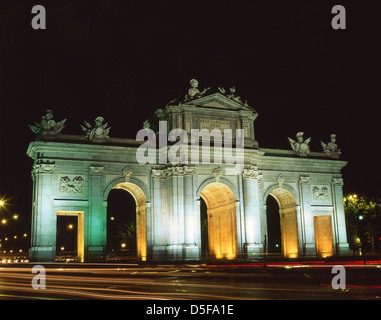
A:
[183,92,257,114]
[202,99,228,109]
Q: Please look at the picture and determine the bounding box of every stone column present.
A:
[242,166,262,259]
[183,166,199,260]
[332,177,350,255]
[165,166,184,260]
[298,175,316,257]
[87,165,106,262]
[145,202,153,260]
[29,161,56,262]
[151,169,168,260]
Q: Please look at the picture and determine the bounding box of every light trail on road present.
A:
[0,265,380,300]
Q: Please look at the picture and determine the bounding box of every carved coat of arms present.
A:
[312,186,329,202]
[59,176,85,196]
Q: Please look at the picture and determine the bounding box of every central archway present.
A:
[267,188,299,258]
[200,182,238,260]
[109,182,147,261]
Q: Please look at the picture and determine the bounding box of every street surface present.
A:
[0,262,380,300]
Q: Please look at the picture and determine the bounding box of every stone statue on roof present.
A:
[28,109,67,137]
[321,134,341,158]
[184,79,210,102]
[218,85,244,104]
[288,132,311,156]
[81,116,111,141]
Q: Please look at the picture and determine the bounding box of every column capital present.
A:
[299,175,310,184]
[242,165,260,180]
[332,176,344,186]
[90,165,104,176]
[33,160,55,175]
[151,168,167,179]
[184,165,195,175]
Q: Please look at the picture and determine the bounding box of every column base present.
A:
[86,246,105,262]
[336,242,350,256]
[152,245,167,260]
[29,246,55,262]
[184,244,200,260]
[166,244,183,260]
[245,243,264,260]
[303,243,317,257]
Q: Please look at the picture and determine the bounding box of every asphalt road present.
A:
[0,263,380,301]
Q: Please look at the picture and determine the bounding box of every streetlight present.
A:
[0,202,5,226]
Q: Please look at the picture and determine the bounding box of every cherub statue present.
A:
[81,116,111,141]
[29,109,66,137]
[288,132,311,156]
[184,79,210,101]
[321,134,341,158]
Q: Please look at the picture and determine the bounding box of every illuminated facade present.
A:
[27,86,349,262]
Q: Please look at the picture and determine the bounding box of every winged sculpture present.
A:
[288,132,311,156]
[28,109,66,138]
[81,116,111,141]
[321,134,341,158]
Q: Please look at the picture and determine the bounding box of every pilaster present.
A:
[331,177,350,255]
[29,161,56,262]
[87,165,106,262]
[242,166,263,258]
[298,175,316,257]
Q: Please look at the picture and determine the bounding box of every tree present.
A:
[344,194,381,254]
[116,222,137,256]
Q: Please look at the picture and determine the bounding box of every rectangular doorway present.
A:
[313,215,334,258]
[57,211,85,262]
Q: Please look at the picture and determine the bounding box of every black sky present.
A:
[0,1,380,236]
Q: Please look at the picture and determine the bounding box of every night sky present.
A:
[0,1,379,241]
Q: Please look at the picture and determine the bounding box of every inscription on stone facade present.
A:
[199,119,231,130]
[58,175,85,196]
[312,185,329,202]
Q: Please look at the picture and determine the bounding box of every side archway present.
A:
[199,181,238,260]
[106,181,148,261]
[264,185,299,258]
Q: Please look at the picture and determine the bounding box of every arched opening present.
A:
[107,182,147,262]
[266,196,282,256]
[107,189,136,259]
[267,188,299,258]
[200,197,209,259]
[200,182,237,260]
[313,215,334,258]
[56,211,84,262]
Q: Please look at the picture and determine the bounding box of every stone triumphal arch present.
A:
[27,80,349,262]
